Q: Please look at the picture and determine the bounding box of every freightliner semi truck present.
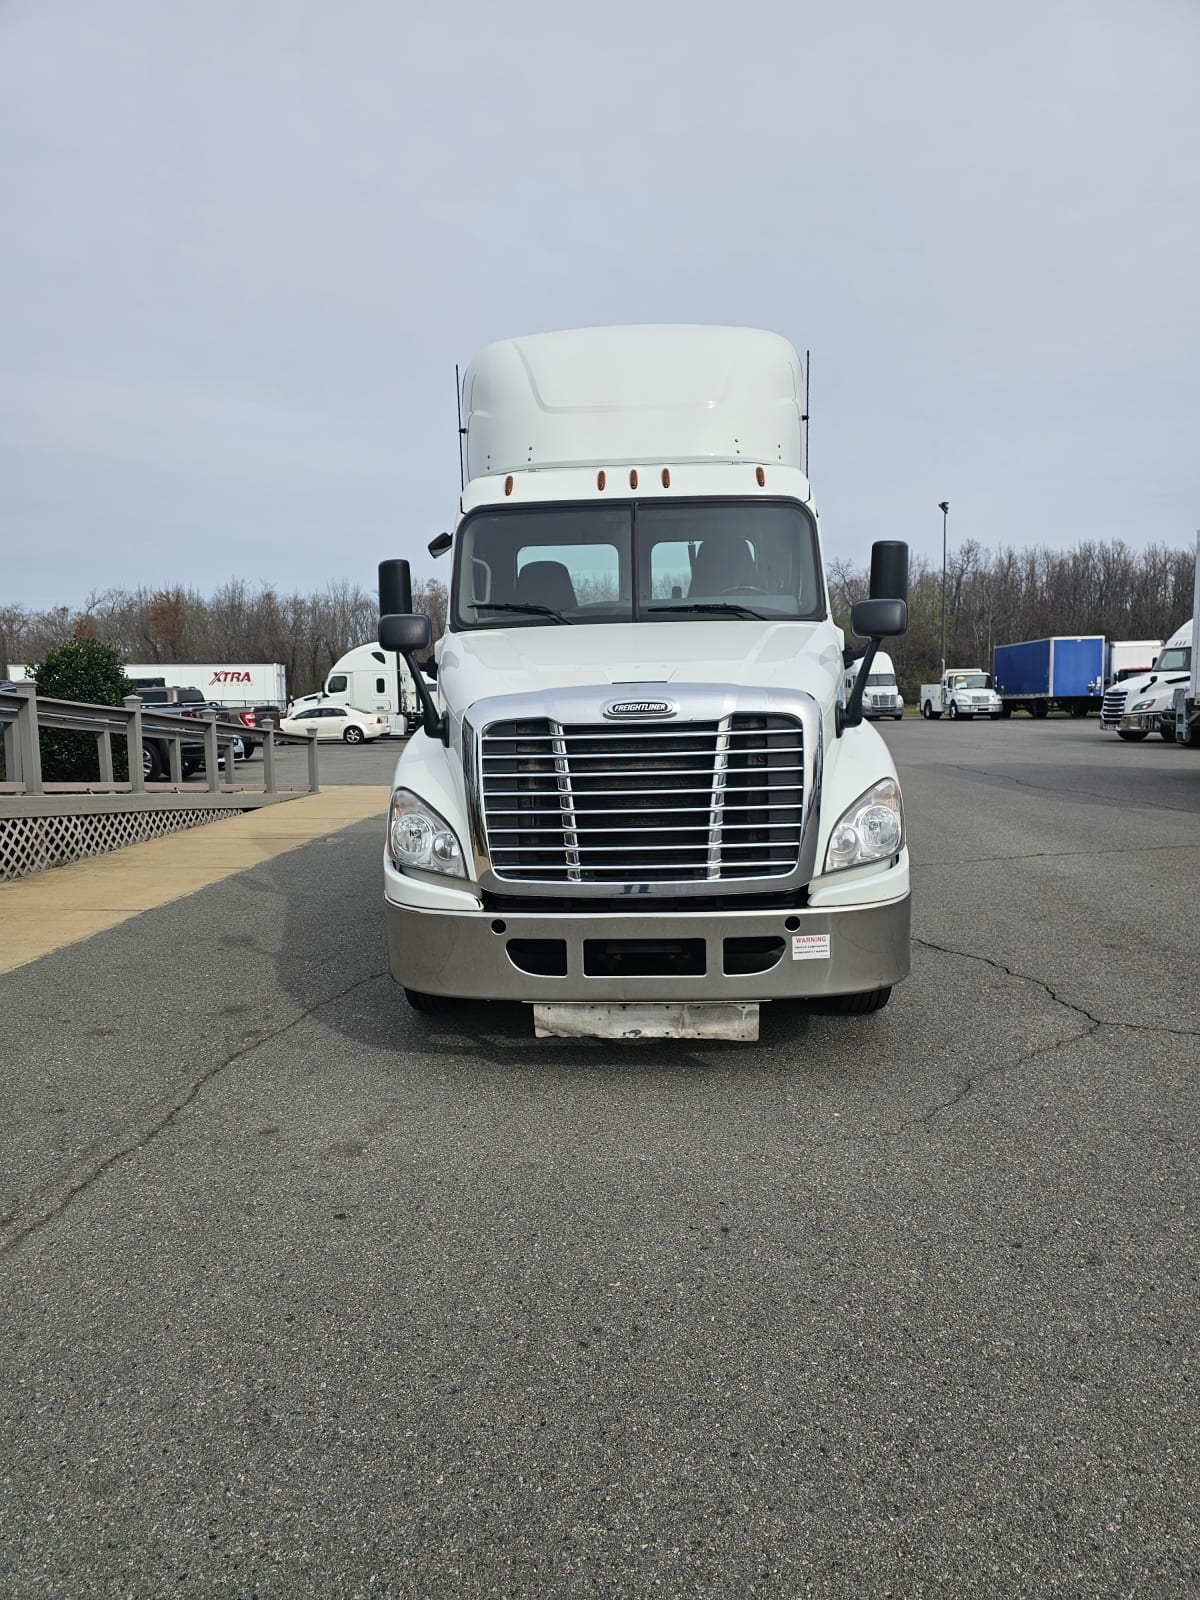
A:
[378,326,911,1041]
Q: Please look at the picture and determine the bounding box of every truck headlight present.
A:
[824,778,904,872]
[388,788,466,878]
[1130,698,1159,712]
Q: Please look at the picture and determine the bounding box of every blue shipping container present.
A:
[993,637,1105,700]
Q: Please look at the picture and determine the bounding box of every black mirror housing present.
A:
[379,559,413,617]
[428,532,452,558]
[850,598,907,639]
[868,540,909,604]
[380,612,433,654]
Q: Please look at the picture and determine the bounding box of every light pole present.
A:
[938,500,950,677]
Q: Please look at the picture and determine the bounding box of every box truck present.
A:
[375,325,912,1040]
[992,636,1106,717]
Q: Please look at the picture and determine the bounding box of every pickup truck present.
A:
[919,670,1002,720]
[134,686,251,780]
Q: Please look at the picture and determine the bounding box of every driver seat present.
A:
[688,539,755,596]
[515,560,577,612]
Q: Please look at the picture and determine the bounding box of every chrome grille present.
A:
[1101,687,1128,721]
[480,715,804,884]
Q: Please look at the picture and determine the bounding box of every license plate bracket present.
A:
[532,1001,759,1041]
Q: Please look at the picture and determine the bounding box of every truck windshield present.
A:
[452,499,824,629]
[953,673,990,688]
[1154,646,1191,671]
[866,672,897,686]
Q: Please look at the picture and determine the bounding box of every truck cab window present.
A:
[453,500,822,629]
[327,675,348,693]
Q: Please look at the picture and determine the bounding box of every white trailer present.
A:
[120,662,287,710]
[1170,534,1200,748]
[376,324,913,1040]
[287,642,422,736]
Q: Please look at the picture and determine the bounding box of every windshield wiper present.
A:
[472,602,574,625]
[647,601,764,620]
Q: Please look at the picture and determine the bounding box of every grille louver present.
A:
[480,715,804,884]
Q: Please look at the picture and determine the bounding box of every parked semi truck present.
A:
[1099,620,1193,741]
[844,649,904,719]
[376,325,912,1040]
[288,642,422,736]
[1170,537,1200,749]
[919,669,1002,720]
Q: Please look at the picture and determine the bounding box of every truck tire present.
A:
[1159,723,1176,742]
[948,701,960,720]
[1117,729,1149,742]
[1069,703,1090,718]
[922,700,937,719]
[142,741,166,782]
[999,705,1013,718]
[827,987,892,1014]
[1032,701,1049,719]
[404,987,453,1013]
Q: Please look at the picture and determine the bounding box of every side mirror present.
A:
[869,540,909,603]
[850,598,907,639]
[428,532,452,559]
[840,598,909,735]
[380,612,432,654]
[379,558,412,616]
[379,612,445,743]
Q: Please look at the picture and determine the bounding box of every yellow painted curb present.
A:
[0,787,390,974]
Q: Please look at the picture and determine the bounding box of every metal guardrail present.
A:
[0,684,319,797]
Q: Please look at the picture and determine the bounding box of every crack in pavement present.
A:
[913,935,1200,1038]
[0,967,393,1265]
[901,934,1200,1135]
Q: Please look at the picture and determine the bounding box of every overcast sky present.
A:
[3,0,1198,611]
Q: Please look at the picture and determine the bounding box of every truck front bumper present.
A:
[384,887,911,1003]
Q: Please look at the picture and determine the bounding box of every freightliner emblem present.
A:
[603,699,678,719]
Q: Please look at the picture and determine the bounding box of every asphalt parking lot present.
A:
[1,717,1196,1597]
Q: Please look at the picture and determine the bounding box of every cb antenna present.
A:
[803,349,811,478]
[455,363,466,491]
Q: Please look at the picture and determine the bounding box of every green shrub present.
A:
[31,639,134,782]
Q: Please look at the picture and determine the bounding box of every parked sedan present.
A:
[278,704,388,745]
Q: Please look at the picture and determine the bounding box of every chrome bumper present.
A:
[384,893,911,1003]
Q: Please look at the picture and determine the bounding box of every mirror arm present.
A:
[837,637,882,735]
[404,650,448,744]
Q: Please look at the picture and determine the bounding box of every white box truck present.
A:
[287,643,423,736]
[375,325,912,1040]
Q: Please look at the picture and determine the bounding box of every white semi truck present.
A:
[844,649,904,719]
[1099,620,1193,741]
[287,642,423,736]
[375,325,911,1041]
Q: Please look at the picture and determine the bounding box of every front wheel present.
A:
[1159,723,1176,743]
[893,714,904,721]
[343,725,365,745]
[1032,701,1049,719]
[404,987,452,1012]
[948,701,960,720]
[827,987,892,1015]
[1117,729,1149,742]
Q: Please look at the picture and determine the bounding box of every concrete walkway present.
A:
[0,785,390,973]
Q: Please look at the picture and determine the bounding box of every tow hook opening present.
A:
[583,939,706,978]
[722,936,786,975]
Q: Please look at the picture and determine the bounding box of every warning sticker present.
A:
[792,933,831,961]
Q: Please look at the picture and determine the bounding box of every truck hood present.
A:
[438,620,845,711]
